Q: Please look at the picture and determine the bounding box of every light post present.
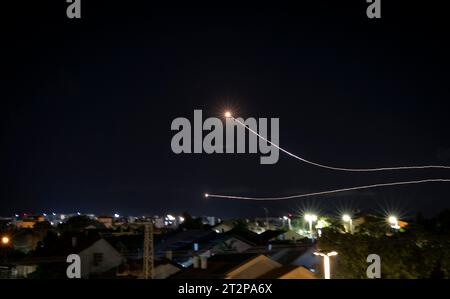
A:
[304,214,318,237]
[388,216,400,230]
[314,251,338,279]
[342,214,353,234]
[1,236,10,245]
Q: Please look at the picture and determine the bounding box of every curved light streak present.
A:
[205,178,450,201]
[232,117,450,172]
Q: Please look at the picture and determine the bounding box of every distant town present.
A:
[1,209,449,279]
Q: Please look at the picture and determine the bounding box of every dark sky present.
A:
[2,1,450,218]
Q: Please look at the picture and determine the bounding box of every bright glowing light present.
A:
[388,216,400,229]
[1,236,10,245]
[204,193,209,198]
[314,251,338,279]
[179,216,185,223]
[388,216,397,224]
[166,214,176,221]
[304,214,318,222]
[224,111,232,118]
[342,214,353,233]
[283,216,289,220]
[304,214,318,237]
[114,213,120,218]
[204,179,450,201]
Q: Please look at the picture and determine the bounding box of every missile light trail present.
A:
[205,179,450,201]
[229,115,450,172]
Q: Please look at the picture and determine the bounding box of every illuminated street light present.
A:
[304,214,318,237]
[204,193,209,198]
[388,216,400,230]
[314,251,338,279]
[342,214,353,234]
[224,111,232,118]
[1,236,10,245]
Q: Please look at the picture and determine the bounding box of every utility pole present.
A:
[143,222,154,279]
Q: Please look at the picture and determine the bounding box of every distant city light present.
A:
[342,214,351,222]
[204,193,209,198]
[179,216,185,223]
[166,214,176,221]
[52,212,56,216]
[114,213,120,218]
[224,111,232,118]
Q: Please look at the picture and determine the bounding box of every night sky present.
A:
[2,1,450,218]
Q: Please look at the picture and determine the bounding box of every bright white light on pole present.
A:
[342,214,351,222]
[304,214,318,237]
[388,216,400,229]
[342,214,353,233]
[224,111,232,118]
[304,214,318,222]
[314,251,338,279]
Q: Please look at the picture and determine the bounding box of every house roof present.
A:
[32,231,103,258]
[258,265,316,279]
[224,229,285,245]
[172,253,261,279]
[155,229,221,254]
[269,246,312,265]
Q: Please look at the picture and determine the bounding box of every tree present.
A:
[179,212,203,229]
[58,216,105,232]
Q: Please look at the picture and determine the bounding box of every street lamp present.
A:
[304,214,318,236]
[1,236,10,245]
[342,214,353,234]
[388,216,400,230]
[314,251,338,279]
